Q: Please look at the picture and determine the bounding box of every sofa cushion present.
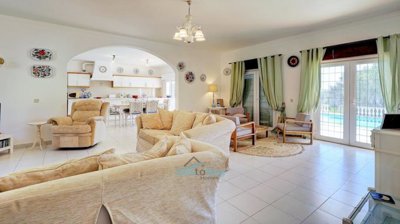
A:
[52,124,91,134]
[203,114,217,125]
[170,111,196,135]
[192,113,208,128]
[138,129,173,145]
[276,123,311,132]
[0,149,114,192]
[141,113,164,130]
[159,108,174,130]
[167,133,192,156]
[98,138,170,169]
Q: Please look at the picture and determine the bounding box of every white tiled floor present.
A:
[0,126,374,224]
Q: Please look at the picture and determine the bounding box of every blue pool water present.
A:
[321,114,382,129]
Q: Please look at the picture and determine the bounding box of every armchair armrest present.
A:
[237,121,255,129]
[47,117,73,126]
[87,116,105,123]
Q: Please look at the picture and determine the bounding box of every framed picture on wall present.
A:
[216,99,224,107]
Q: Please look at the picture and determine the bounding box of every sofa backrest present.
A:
[0,144,226,224]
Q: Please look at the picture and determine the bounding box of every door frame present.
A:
[316,55,378,148]
[244,69,260,125]
[315,61,350,144]
[348,58,379,149]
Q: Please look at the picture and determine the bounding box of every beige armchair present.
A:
[48,99,109,148]
[276,113,313,144]
[226,106,250,124]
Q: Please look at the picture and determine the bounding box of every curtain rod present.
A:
[298,35,391,53]
[228,54,282,64]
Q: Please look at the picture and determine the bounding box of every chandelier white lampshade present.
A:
[173,0,205,43]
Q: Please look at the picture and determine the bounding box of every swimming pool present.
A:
[321,113,382,129]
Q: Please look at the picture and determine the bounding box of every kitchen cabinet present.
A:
[113,76,161,88]
[68,73,91,87]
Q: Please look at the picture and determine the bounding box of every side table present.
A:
[28,121,47,150]
[208,107,226,115]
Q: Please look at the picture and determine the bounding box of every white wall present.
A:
[220,11,400,117]
[0,15,221,144]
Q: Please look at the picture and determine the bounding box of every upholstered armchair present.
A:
[48,99,109,148]
[225,106,250,124]
[276,113,313,144]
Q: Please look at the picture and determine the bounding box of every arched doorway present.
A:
[66,46,176,125]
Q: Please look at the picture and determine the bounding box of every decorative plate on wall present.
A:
[223,67,231,76]
[99,66,107,73]
[117,67,124,73]
[200,74,207,82]
[30,48,53,61]
[133,68,140,74]
[32,65,54,78]
[287,56,299,67]
[177,61,185,71]
[185,71,195,83]
[148,69,154,75]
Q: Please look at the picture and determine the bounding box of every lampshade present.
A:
[208,84,218,92]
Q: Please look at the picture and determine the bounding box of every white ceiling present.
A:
[72,46,168,67]
[1,0,400,50]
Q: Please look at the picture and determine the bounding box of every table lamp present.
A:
[208,84,218,107]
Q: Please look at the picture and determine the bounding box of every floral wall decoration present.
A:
[32,65,54,78]
[185,71,195,83]
[30,48,53,61]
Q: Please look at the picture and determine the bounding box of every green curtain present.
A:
[297,48,326,113]
[229,61,245,107]
[257,55,283,110]
[377,34,400,113]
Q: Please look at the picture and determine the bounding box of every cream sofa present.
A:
[48,99,109,148]
[0,138,227,224]
[135,111,236,155]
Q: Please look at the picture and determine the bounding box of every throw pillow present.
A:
[170,111,196,135]
[192,113,208,128]
[141,113,164,130]
[158,108,174,130]
[98,137,170,169]
[203,114,217,125]
[167,133,192,156]
[0,149,114,192]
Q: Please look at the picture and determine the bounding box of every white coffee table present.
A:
[28,121,47,150]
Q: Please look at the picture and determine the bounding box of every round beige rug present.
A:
[237,138,303,157]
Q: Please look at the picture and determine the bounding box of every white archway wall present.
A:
[66,47,175,100]
[0,15,221,144]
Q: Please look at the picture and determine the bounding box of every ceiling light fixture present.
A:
[173,0,205,43]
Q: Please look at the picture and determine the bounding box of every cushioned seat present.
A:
[52,125,92,134]
[276,123,311,132]
[236,127,253,136]
[138,129,173,145]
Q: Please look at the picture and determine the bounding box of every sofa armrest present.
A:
[88,116,106,145]
[47,117,73,126]
[135,116,143,134]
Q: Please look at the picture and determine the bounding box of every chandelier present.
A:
[173,0,205,43]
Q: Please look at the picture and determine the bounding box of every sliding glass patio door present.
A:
[242,70,273,126]
[316,58,384,148]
